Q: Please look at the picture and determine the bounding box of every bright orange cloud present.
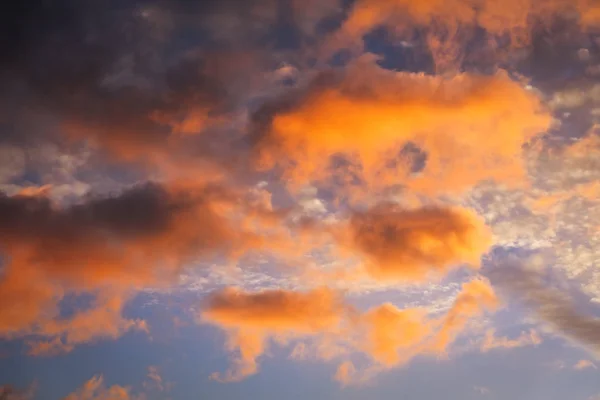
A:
[202,278,499,383]
[202,287,347,381]
[360,305,432,366]
[431,278,500,353]
[253,57,551,195]
[335,205,492,282]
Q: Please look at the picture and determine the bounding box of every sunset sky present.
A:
[1,0,600,399]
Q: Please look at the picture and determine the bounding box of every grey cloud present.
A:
[488,259,600,358]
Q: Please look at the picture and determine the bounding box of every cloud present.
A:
[64,369,172,400]
[25,292,148,356]
[251,56,551,195]
[336,204,492,282]
[202,287,346,332]
[330,0,600,72]
[0,0,283,173]
[0,182,275,352]
[143,366,171,393]
[359,304,432,367]
[0,383,36,400]
[201,278,499,382]
[334,361,357,386]
[473,386,491,395]
[574,359,597,369]
[201,287,347,381]
[429,278,500,353]
[480,328,542,352]
[488,260,600,358]
[63,375,133,400]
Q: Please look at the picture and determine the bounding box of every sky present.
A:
[1,0,600,399]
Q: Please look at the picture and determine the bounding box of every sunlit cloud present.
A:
[202,278,498,383]
[2,0,600,397]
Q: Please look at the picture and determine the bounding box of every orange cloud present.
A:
[574,359,597,370]
[334,361,358,386]
[0,383,36,400]
[334,205,492,282]
[202,278,499,382]
[360,305,432,366]
[332,0,598,70]
[252,57,551,195]
[0,182,282,352]
[202,287,347,381]
[26,292,148,356]
[64,375,132,400]
[429,278,500,353]
[202,287,346,332]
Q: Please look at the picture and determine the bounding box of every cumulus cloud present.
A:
[201,278,498,382]
[329,0,600,72]
[251,56,551,195]
[0,182,279,352]
[337,204,492,282]
[473,386,491,395]
[3,0,600,394]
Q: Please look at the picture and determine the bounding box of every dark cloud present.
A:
[517,16,598,89]
[0,183,182,240]
[0,383,35,400]
[488,259,600,358]
[0,0,270,156]
[0,180,282,347]
[339,205,491,281]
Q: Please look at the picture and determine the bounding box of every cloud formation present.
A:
[202,278,498,382]
[202,287,347,381]
[3,0,599,394]
[63,375,133,400]
[574,359,597,370]
[0,182,276,352]
[489,260,600,358]
[338,205,491,282]
[0,384,35,400]
[252,56,551,194]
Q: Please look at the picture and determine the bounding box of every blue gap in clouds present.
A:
[363,26,435,74]
[57,292,96,320]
